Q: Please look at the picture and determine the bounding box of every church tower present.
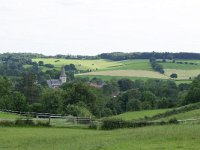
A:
[60,67,67,84]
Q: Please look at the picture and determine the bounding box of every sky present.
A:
[0,0,200,56]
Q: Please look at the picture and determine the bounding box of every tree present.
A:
[141,91,157,108]
[38,61,44,66]
[65,104,92,117]
[127,99,141,111]
[61,82,98,113]
[185,75,200,104]
[41,88,64,114]
[16,72,41,103]
[11,91,27,111]
[118,79,134,91]
[170,73,178,79]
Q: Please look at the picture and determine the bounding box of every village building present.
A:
[47,67,67,88]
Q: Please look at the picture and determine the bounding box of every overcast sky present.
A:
[0,0,200,55]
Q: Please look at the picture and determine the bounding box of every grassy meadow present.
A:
[77,70,169,79]
[0,125,200,150]
[112,109,170,121]
[0,112,20,119]
[33,58,152,71]
[158,109,200,121]
[31,58,200,82]
[1,107,200,149]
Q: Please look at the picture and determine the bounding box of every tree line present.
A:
[0,73,196,118]
[99,52,200,60]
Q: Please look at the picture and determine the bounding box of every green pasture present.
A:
[0,125,200,150]
[78,70,168,79]
[160,62,200,70]
[32,58,151,71]
[76,75,151,81]
[174,80,193,85]
[164,69,200,80]
[158,109,200,121]
[32,58,200,83]
[0,112,20,119]
[112,109,170,121]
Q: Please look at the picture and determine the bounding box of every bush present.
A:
[44,64,54,68]
[15,118,35,126]
[101,118,128,130]
[168,118,179,124]
[0,120,15,126]
[89,121,98,130]
[65,105,92,117]
[36,120,50,127]
[101,118,165,130]
[145,102,200,121]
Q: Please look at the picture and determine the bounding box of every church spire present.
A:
[60,66,66,77]
[60,66,67,84]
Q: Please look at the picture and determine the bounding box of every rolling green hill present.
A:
[110,102,200,122]
[32,58,200,83]
[33,58,152,71]
[111,109,170,121]
[158,109,200,121]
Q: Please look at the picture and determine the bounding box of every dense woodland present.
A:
[0,52,199,118]
[99,52,200,60]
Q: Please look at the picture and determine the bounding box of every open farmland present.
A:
[32,58,200,82]
[78,70,169,79]
[164,69,200,80]
[161,63,200,70]
[0,125,200,150]
[33,58,152,71]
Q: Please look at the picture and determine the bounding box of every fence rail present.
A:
[0,109,92,127]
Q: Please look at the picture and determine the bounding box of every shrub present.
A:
[101,118,128,130]
[44,64,54,68]
[101,118,164,130]
[65,105,92,117]
[144,102,200,121]
[89,121,98,130]
[168,118,179,124]
[15,118,35,126]
[0,120,15,126]
[36,120,50,127]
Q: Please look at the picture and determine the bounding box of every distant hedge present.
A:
[143,102,200,121]
[0,118,50,127]
[101,118,178,130]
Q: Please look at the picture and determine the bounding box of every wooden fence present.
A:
[0,109,92,127]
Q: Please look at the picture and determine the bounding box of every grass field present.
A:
[32,58,200,82]
[112,109,170,121]
[33,58,152,71]
[160,62,200,70]
[0,125,200,150]
[0,112,20,119]
[78,70,169,79]
[158,109,200,121]
[164,69,200,80]
[76,75,151,81]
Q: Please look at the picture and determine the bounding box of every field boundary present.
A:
[0,109,92,126]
